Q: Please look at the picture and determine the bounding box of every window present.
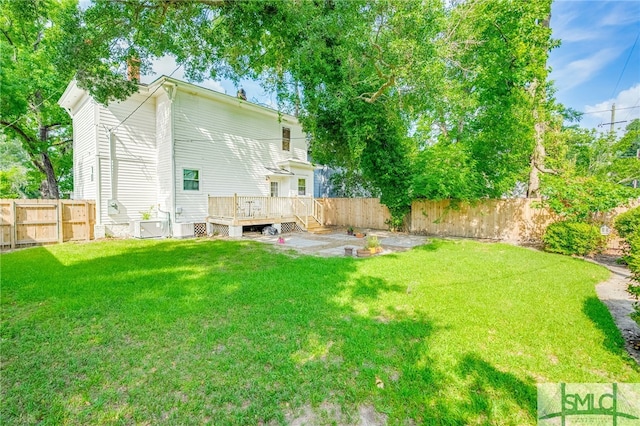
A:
[183,169,200,191]
[282,127,291,151]
[298,178,306,196]
[270,181,279,197]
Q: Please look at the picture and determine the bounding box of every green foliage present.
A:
[364,235,380,249]
[542,221,605,256]
[614,206,640,239]
[412,142,481,200]
[0,0,77,198]
[614,206,640,318]
[541,175,636,222]
[75,0,555,211]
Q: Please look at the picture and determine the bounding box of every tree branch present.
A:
[1,28,14,46]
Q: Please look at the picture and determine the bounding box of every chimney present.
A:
[127,57,141,82]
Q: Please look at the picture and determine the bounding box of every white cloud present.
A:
[552,47,621,91]
[600,5,640,27]
[582,83,640,133]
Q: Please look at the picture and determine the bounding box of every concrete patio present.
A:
[242,229,429,257]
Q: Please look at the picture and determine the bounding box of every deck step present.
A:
[299,216,332,234]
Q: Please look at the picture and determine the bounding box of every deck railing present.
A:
[208,194,315,222]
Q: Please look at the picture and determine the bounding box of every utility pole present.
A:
[610,103,615,134]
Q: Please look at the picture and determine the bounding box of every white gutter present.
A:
[94,102,102,225]
[166,82,178,228]
[108,129,116,200]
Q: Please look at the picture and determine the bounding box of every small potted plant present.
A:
[139,206,155,220]
[365,235,381,254]
[347,226,354,236]
[354,230,365,238]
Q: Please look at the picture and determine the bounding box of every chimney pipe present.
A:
[127,57,141,82]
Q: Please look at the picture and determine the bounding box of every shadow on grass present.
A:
[582,296,627,356]
[1,239,537,425]
[457,353,537,424]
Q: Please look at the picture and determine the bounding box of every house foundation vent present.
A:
[281,222,302,234]
[194,223,207,237]
[210,224,229,237]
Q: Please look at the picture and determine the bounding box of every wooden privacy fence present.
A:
[320,197,629,252]
[410,198,555,243]
[0,199,96,249]
[318,198,391,229]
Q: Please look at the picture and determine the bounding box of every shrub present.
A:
[543,221,605,256]
[614,206,640,239]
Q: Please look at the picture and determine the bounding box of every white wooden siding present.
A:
[72,97,96,199]
[172,89,307,222]
[96,92,158,224]
[155,90,173,215]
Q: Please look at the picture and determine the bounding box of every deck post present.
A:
[233,193,237,222]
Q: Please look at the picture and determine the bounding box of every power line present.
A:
[622,98,640,122]
[111,64,182,133]
[580,105,640,115]
[1,87,65,131]
[609,30,640,101]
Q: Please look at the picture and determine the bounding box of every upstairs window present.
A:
[282,127,291,151]
[183,169,200,191]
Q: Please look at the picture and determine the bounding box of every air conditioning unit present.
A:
[131,220,169,239]
[173,222,195,239]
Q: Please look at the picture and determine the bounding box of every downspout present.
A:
[108,129,116,201]
[94,101,102,225]
[166,82,178,229]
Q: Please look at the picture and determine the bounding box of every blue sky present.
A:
[549,0,640,133]
[143,1,640,134]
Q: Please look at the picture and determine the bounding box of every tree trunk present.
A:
[527,120,545,198]
[38,124,61,199]
[40,152,60,199]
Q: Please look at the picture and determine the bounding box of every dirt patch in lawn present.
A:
[285,402,388,426]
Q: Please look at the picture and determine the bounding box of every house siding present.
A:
[172,88,308,222]
[61,77,314,233]
[155,89,173,218]
[96,91,157,224]
[72,97,96,199]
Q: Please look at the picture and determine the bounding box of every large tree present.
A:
[67,0,557,217]
[0,0,80,198]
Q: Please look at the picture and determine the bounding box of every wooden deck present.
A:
[207,195,325,229]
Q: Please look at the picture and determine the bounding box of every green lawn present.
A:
[1,238,638,425]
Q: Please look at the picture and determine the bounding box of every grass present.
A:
[1,238,638,425]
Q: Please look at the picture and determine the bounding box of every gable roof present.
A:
[59,76,300,125]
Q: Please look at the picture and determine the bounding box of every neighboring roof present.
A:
[59,75,299,125]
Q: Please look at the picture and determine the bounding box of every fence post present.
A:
[57,200,64,243]
[10,200,16,249]
[85,201,91,241]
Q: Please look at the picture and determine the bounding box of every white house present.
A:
[59,76,320,238]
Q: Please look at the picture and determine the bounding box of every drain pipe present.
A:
[157,204,172,237]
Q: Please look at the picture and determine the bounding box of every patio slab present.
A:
[241,229,429,257]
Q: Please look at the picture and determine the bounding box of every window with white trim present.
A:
[298,178,306,196]
[270,181,279,197]
[282,127,291,151]
[183,169,200,191]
